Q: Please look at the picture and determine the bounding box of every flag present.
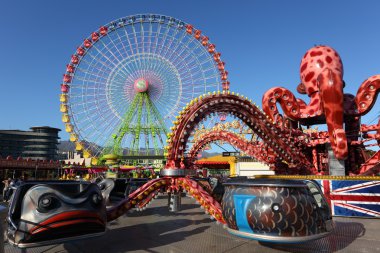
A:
[316,179,380,217]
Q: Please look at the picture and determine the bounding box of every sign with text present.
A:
[222,152,240,157]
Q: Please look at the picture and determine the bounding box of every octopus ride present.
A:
[6,14,380,249]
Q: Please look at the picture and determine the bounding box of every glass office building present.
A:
[0,126,61,160]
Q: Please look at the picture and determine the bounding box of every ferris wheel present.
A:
[59,14,230,161]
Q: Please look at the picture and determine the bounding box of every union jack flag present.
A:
[316,180,380,217]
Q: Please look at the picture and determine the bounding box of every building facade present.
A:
[196,155,273,176]
[0,126,61,160]
[62,151,91,166]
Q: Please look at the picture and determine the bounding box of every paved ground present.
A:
[4,195,380,253]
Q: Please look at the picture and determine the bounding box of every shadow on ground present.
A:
[64,218,212,253]
[259,221,365,253]
[125,204,206,218]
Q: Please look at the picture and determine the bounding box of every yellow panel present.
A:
[60,104,68,113]
[103,154,118,160]
[69,134,78,142]
[60,94,68,102]
[65,124,73,133]
[75,142,83,151]
[62,114,70,123]
[91,158,98,166]
[229,162,236,176]
[254,175,380,181]
[83,150,91,158]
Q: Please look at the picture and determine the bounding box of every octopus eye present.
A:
[38,194,59,213]
[271,203,281,213]
[92,193,103,205]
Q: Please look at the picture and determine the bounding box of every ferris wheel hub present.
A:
[134,78,149,93]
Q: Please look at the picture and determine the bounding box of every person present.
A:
[5,179,18,202]
[2,178,10,202]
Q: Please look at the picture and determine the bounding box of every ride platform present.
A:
[3,194,380,253]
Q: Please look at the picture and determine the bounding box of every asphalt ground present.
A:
[3,195,380,253]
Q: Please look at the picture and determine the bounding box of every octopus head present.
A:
[298,45,343,96]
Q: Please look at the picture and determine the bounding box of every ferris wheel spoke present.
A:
[74,71,108,89]
[74,70,109,90]
[178,58,213,86]
[158,36,195,78]
[147,22,157,71]
[96,37,126,64]
[120,55,141,78]
[76,124,102,142]
[180,66,211,87]
[99,35,125,63]
[151,23,162,57]
[75,57,112,79]
[84,44,118,73]
[140,22,146,57]
[89,44,131,79]
[186,55,215,71]
[125,53,145,79]
[166,37,199,67]
[154,21,170,58]
[171,46,210,74]
[74,109,119,145]
[165,50,202,82]
[144,54,174,80]
[152,85,180,112]
[109,31,139,75]
[74,69,109,84]
[164,34,199,69]
[153,99,173,117]
[161,27,181,61]
[79,50,118,78]
[94,114,122,141]
[74,98,118,123]
[163,30,188,63]
[154,93,181,119]
[130,24,144,70]
[181,73,220,86]
[175,63,200,78]
[165,32,192,64]
[72,75,111,87]
[122,25,137,57]
[109,31,129,61]
[71,113,105,132]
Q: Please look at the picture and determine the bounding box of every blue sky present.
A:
[1,0,379,142]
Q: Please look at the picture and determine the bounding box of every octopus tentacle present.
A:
[378,119,380,147]
[167,92,310,170]
[355,75,380,115]
[106,178,170,221]
[179,177,225,224]
[188,130,276,165]
[318,68,348,159]
[262,88,324,126]
[359,150,380,175]
[262,87,301,122]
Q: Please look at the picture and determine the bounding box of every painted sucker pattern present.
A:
[222,182,332,237]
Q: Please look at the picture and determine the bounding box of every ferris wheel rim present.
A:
[60,13,231,159]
